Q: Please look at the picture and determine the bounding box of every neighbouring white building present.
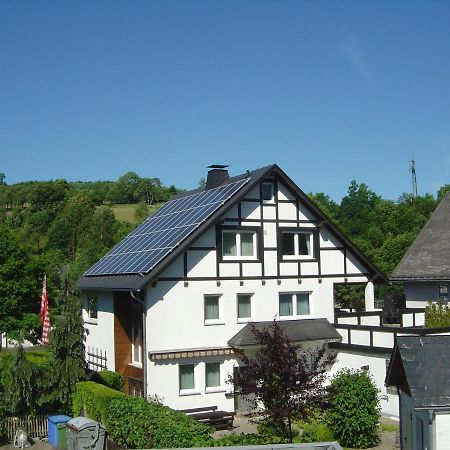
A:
[77,164,449,418]
[391,192,450,307]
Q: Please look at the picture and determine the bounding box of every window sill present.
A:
[237,318,252,324]
[282,255,314,261]
[179,390,201,397]
[222,257,259,262]
[279,315,311,320]
[205,387,226,394]
[204,321,225,326]
[129,362,143,369]
[85,318,98,325]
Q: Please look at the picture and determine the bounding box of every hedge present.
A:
[105,396,213,449]
[98,370,125,392]
[72,381,126,422]
[72,382,213,448]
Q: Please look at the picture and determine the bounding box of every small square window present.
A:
[179,364,195,391]
[279,293,310,317]
[262,182,274,202]
[205,362,221,388]
[204,295,222,324]
[237,294,252,320]
[88,295,98,319]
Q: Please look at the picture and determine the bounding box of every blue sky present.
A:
[1,1,450,201]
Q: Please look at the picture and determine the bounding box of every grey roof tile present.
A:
[228,318,342,347]
[391,192,450,281]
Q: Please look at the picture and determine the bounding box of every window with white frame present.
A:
[261,182,275,203]
[205,362,221,389]
[279,293,310,317]
[204,294,223,324]
[237,294,252,321]
[179,363,195,392]
[87,294,98,319]
[281,231,313,259]
[131,325,143,366]
[222,230,257,259]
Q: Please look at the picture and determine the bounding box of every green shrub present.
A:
[72,381,125,422]
[425,300,450,328]
[298,417,335,443]
[104,396,213,448]
[326,369,380,448]
[98,370,125,392]
[257,418,292,442]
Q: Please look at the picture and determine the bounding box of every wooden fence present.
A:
[3,415,48,442]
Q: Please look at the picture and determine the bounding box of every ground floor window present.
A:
[179,363,195,391]
[205,362,221,388]
[131,325,143,366]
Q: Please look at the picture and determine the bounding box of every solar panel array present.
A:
[85,178,250,276]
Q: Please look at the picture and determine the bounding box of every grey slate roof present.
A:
[77,164,387,291]
[391,192,450,282]
[386,335,450,408]
[228,318,342,347]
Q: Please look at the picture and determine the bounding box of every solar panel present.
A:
[85,178,250,276]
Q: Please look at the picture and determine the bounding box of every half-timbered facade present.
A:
[78,164,389,412]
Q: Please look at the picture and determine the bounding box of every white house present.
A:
[386,335,450,450]
[78,164,439,417]
[391,192,450,307]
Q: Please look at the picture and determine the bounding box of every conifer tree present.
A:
[48,294,86,413]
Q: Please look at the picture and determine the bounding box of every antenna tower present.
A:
[410,159,418,197]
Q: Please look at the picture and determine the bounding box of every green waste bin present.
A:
[57,423,68,450]
[67,417,106,450]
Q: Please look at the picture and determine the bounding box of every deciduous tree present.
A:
[229,321,336,442]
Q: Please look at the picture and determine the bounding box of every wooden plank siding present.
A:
[113,292,143,394]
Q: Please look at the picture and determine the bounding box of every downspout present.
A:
[130,290,147,399]
[428,410,434,450]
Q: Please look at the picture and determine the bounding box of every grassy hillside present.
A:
[111,203,164,224]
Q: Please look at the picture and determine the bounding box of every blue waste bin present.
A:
[48,415,71,448]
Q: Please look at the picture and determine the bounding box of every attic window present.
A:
[281,231,314,259]
[261,182,274,203]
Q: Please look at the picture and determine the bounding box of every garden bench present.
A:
[179,406,235,429]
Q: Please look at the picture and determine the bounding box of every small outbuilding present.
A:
[386,335,450,450]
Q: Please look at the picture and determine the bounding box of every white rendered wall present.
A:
[145,277,338,353]
[147,355,236,411]
[83,291,115,371]
[331,350,399,418]
[435,414,450,450]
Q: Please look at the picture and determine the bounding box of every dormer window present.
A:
[222,230,257,259]
[261,182,275,203]
[280,229,315,259]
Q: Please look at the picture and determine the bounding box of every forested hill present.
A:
[0,170,449,342]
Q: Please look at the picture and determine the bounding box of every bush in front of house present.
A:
[297,416,335,443]
[98,370,125,392]
[104,396,213,449]
[72,381,126,422]
[424,300,450,328]
[325,369,380,448]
